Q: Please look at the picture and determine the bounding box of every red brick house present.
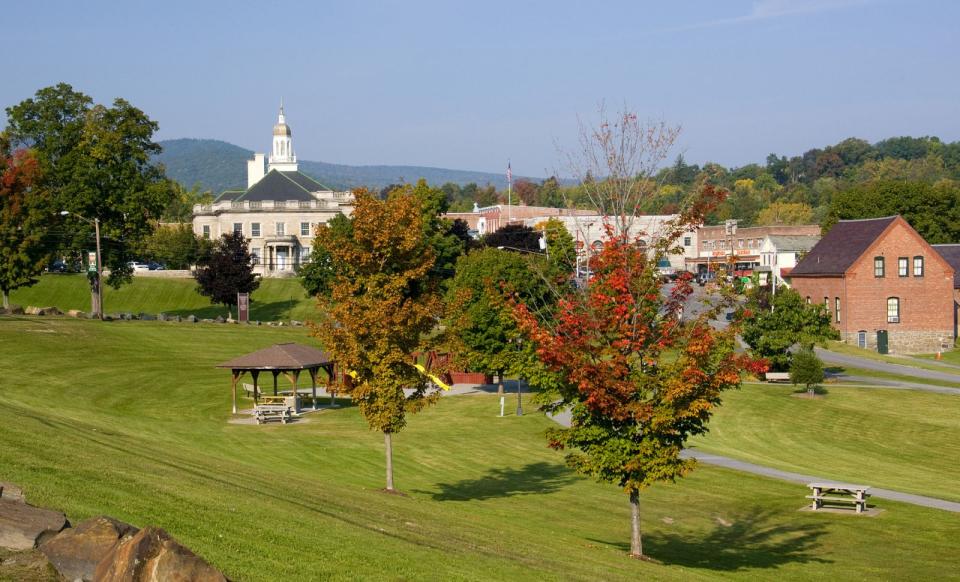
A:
[788,216,955,354]
[932,244,960,339]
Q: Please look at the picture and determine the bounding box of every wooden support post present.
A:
[272,371,279,396]
[309,367,318,410]
[251,370,260,404]
[230,370,239,414]
[291,369,300,412]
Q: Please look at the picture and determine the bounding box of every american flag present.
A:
[507,162,512,184]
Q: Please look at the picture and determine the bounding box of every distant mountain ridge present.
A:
[155,138,527,194]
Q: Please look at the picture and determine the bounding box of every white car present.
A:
[128,262,151,272]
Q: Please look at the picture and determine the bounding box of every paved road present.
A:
[816,347,960,385]
[544,407,960,513]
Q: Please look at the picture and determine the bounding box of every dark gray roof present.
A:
[232,170,330,203]
[214,190,245,203]
[217,343,333,370]
[933,244,960,288]
[790,216,898,276]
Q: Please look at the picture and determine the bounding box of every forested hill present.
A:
[154,138,522,194]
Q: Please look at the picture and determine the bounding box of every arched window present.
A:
[887,297,900,323]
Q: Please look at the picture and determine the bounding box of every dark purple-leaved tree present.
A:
[194,232,259,317]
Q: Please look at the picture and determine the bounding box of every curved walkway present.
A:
[541,402,960,514]
[680,450,960,513]
[816,347,960,384]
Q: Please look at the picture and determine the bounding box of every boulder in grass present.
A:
[157,313,167,322]
[6,305,24,315]
[0,498,68,551]
[0,483,24,503]
[40,516,138,582]
[94,526,226,582]
[214,315,225,324]
[186,315,198,323]
[66,310,87,319]
[139,313,155,321]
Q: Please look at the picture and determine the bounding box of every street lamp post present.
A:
[60,211,103,320]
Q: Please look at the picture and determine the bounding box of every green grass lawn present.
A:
[1,318,958,580]
[9,273,318,322]
[692,383,960,502]
[828,364,960,389]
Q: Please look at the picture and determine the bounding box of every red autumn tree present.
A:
[513,203,764,558]
[513,107,765,559]
[0,134,50,308]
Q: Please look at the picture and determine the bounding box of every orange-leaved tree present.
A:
[512,200,765,558]
[310,187,442,492]
[514,106,766,559]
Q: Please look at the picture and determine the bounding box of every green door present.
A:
[877,330,889,354]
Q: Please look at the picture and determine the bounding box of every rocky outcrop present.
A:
[0,498,68,551]
[95,526,227,582]
[1,483,227,581]
[39,516,138,582]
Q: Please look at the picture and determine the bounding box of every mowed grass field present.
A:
[10,274,318,321]
[0,318,958,580]
[690,383,960,503]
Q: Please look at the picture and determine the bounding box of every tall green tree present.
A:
[194,232,259,317]
[5,83,175,305]
[0,135,51,308]
[443,247,553,393]
[741,286,838,372]
[311,188,442,492]
[299,213,353,297]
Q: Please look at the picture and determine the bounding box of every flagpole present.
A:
[507,161,512,223]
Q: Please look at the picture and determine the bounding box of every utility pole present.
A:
[61,211,103,320]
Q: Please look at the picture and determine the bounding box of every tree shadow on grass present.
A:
[591,507,830,572]
[419,462,577,501]
[165,299,299,321]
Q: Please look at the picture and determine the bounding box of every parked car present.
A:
[697,271,717,286]
[148,261,166,271]
[128,261,151,272]
[657,258,677,281]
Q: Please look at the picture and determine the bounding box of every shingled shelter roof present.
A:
[933,244,960,288]
[790,216,898,277]
[217,343,333,371]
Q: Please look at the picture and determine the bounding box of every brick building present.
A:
[789,216,955,354]
[688,224,821,276]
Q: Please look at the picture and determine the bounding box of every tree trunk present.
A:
[808,384,814,397]
[497,369,505,395]
[2,290,8,309]
[89,275,101,318]
[384,431,395,491]
[629,489,643,558]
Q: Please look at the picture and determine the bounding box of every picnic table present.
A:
[807,482,871,513]
[253,402,292,424]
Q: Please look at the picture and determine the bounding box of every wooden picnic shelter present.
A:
[217,343,336,414]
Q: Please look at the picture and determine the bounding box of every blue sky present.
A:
[4,0,958,177]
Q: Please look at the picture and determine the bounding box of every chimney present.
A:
[247,153,265,188]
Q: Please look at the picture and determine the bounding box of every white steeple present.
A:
[268,99,298,173]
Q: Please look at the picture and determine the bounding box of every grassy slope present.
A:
[826,340,960,375]
[691,383,960,502]
[9,274,318,321]
[0,318,957,580]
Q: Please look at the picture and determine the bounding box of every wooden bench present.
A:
[242,383,257,397]
[806,482,871,513]
[253,403,292,425]
[765,372,791,383]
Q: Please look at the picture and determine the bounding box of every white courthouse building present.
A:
[192,106,353,276]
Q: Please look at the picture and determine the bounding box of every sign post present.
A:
[237,292,249,323]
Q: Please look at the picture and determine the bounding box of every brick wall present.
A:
[791,220,955,354]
